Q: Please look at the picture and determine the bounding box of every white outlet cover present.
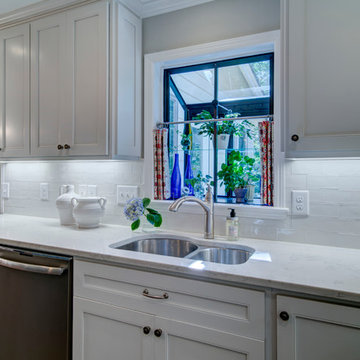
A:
[40,183,49,201]
[291,190,309,216]
[79,185,87,197]
[88,185,97,196]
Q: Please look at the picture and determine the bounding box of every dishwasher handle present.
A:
[0,256,67,275]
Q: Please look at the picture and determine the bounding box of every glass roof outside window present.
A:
[218,60,270,102]
[171,69,214,104]
[170,59,270,106]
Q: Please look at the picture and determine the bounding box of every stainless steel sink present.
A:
[187,247,254,265]
[111,236,198,258]
[110,234,254,265]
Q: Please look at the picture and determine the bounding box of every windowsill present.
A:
[152,199,289,220]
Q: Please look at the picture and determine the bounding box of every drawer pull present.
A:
[143,326,151,335]
[143,289,169,300]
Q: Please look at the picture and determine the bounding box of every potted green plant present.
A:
[217,151,259,203]
[194,110,254,149]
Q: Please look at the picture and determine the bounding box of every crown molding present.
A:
[121,0,214,18]
[0,0,95,27]
[0,0,214,27]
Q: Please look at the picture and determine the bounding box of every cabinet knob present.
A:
[279,311,290,321]
[291,134,299,142]
[64,144,71,150]
[57,144,64,150]
[143,326,151,335]
[154,329,162,337]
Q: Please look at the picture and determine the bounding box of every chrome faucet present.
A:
[168,185,214,239]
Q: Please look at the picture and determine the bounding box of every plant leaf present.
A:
[142,197,151,208]
[147,208,159,215]
[154,214,162,227]
[146,213,155,225]
[131,219,140,231]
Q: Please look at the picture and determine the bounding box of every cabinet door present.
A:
[277,295,360,360]
[65,2,109,156]
[0,24,30,157]
[284,0,360,157]
[112,2,142,158]
[31,13,67,157]
[73,296,155,360]
[154,316,264,360]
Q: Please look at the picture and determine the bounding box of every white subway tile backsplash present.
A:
[3,158,360,248]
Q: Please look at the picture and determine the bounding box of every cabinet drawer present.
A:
[74,259,265,340]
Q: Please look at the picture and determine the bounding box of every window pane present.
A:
[171,69,214,104]
[218,60,270,102]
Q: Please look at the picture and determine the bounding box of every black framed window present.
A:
[164,53,274,204]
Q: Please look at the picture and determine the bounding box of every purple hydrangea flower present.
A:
[124,198,144,222]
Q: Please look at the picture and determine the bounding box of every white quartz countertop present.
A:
[0,214,359,302]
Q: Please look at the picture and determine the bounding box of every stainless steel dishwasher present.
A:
[0,245,72,360]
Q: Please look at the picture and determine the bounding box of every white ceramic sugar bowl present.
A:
[71,197,107,228]
[56,185,79,225]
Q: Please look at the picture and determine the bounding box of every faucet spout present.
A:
[168,185,214,239]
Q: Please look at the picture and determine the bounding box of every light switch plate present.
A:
[117,185,139,204]
[40,183,49,201]
[1,183,10,199]
[291,190,309,216]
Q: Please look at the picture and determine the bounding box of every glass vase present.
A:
[171,153,182,199]
[184,154,195,196]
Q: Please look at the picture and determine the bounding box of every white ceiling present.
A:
[0,0,44,15]
[0,0,214,17]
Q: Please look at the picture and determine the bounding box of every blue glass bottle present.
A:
[184,154,195,196]
[171,153,182,199]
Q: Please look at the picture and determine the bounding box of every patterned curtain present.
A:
[259,121,274,206]
[153,128,170,200]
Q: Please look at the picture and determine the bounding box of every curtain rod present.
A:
[156,114,273,128]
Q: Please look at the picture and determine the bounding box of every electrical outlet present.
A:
[87,185,97,196]
[1,183,10,199]
[40,183,49,201]
[117,185,139,204]
[291,190,309,216]
[79,184,87,197]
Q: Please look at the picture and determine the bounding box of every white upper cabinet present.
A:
[0,0,141,159]
[0,24,30,157]
[31,13,67,157]
[65,2,109,156]
[283,0,360,157]
[111,1,142,158]
[31,2,108,157]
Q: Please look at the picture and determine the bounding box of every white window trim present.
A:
[144,30,288,220]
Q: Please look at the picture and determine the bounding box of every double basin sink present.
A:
[110,234,254,265]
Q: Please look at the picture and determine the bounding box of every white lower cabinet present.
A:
[73,297,154,360]
[73,259,265,360]
[277,295,360,360]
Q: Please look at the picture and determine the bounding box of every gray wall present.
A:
[143,0,280,54]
